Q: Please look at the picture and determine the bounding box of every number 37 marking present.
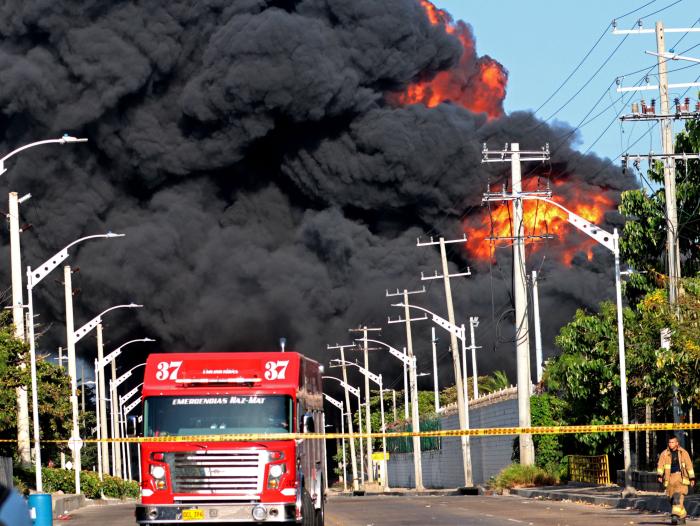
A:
[156,361,182,381]
[265,360,289,380]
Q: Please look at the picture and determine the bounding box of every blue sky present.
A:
[436,0,700,163]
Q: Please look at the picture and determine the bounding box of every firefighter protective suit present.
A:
[657,445,695,521]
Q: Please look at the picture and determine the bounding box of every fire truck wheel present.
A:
[302,490,315,526]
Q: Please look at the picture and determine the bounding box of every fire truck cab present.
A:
[135,352,325,525]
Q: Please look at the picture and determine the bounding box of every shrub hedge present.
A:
[14,466,138,499]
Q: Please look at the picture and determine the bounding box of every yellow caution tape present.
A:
[1,422,698,444]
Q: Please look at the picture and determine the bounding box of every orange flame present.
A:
[463,178,615,265]
[391,1,507,120]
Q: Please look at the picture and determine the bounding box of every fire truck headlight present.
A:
[151,465,166,480]
[269,464,284,478]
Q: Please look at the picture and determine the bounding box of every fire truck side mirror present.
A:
[303,413,315,433]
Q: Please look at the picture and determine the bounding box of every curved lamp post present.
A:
[96,337,154,477]
[331,359,389,491]
[0,134,88,176]
[26,232,123,492]
[67,302,142,493]
[518,194,632,492]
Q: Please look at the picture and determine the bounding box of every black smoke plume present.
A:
[0,0,635,394]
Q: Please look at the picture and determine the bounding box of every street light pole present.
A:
[324,394,346,491]
[388,302,474,487]
[2,135,88,467]
[25,232,122,492]
[322,374,361,492]
[484,189,634,492]
[68,302,142,489]
[96,338,153,478]
[330,359,389,491]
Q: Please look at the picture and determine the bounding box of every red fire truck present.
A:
[135,352,325,525]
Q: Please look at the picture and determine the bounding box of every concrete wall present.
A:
[387,387,519,488]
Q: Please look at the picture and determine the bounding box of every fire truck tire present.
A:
[302,490,315,526]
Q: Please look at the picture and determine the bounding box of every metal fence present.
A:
[387,418,441,453]
[568,454,610,485]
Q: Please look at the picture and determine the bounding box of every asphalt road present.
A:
[64,496,688,526]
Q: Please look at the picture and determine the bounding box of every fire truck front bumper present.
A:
[135,502,296,523]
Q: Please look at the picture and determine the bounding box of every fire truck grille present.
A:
[168,449,264,498]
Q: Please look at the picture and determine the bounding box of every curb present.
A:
[328,488,473,498]
[51,494,136,518]
[511,487,700,517]
[52,494,86,518]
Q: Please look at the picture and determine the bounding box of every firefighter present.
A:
[657,435,696,524]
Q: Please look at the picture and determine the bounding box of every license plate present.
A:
[182,509,205,521]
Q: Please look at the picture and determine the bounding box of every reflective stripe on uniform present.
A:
[688,470,695,478]
[664,463,672,469]
[682,478,690,485]
[672,505,683,514]
[657,468,664,474]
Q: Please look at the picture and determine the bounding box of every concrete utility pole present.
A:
[468,317,480,399]
[387,287,427,491]
[325,348,360,492]
[64,265,82,493]
[482,142,550,466]
[323,394,347,491]
[348,326,381,484]
[417,235,474,486]
[112,359,122,477]
[402,347,409,421]
[430,327,440,413]
[614,20,700,311]
[531,272,544,384]
[9,191,31,466]
[96,324,110,476]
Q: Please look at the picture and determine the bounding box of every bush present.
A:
[102,475,139,499]
[13,466,137,499]
[490,463,558,492]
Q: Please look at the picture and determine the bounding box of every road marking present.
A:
[507,519,524,523]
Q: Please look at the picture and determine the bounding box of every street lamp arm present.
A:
[120,383,144,406]
[100,338,155,369]
[28,232,126,289]
[74,304,143,343]
[330,360,382,386]
[322,376,360,397]
[520,196,616,253]
[0,136,89,176]
[355,338,414,367]
[389,304,466,342]
[115,363,146,388]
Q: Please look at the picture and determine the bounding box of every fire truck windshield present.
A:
[144,395,293,436]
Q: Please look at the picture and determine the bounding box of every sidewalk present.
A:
[511,484,700,517]
[327,483,478,498]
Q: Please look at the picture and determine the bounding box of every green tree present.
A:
[620,118,700,302]
[0,312,72,466]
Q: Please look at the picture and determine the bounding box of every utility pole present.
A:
[468,317,480,399]
[348,326,381,484]
[417,235,474,486]
[430,327,439,413]
[64,265,82,493]
[112,359,122,477]
[614,20,700,310]
[96,324,110,476]
[387,287,427,491]
[403,347,409,421]
[9,191,31,466]
[326,346,360,492]
[482,142,550,466]
[531,272,544,384]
